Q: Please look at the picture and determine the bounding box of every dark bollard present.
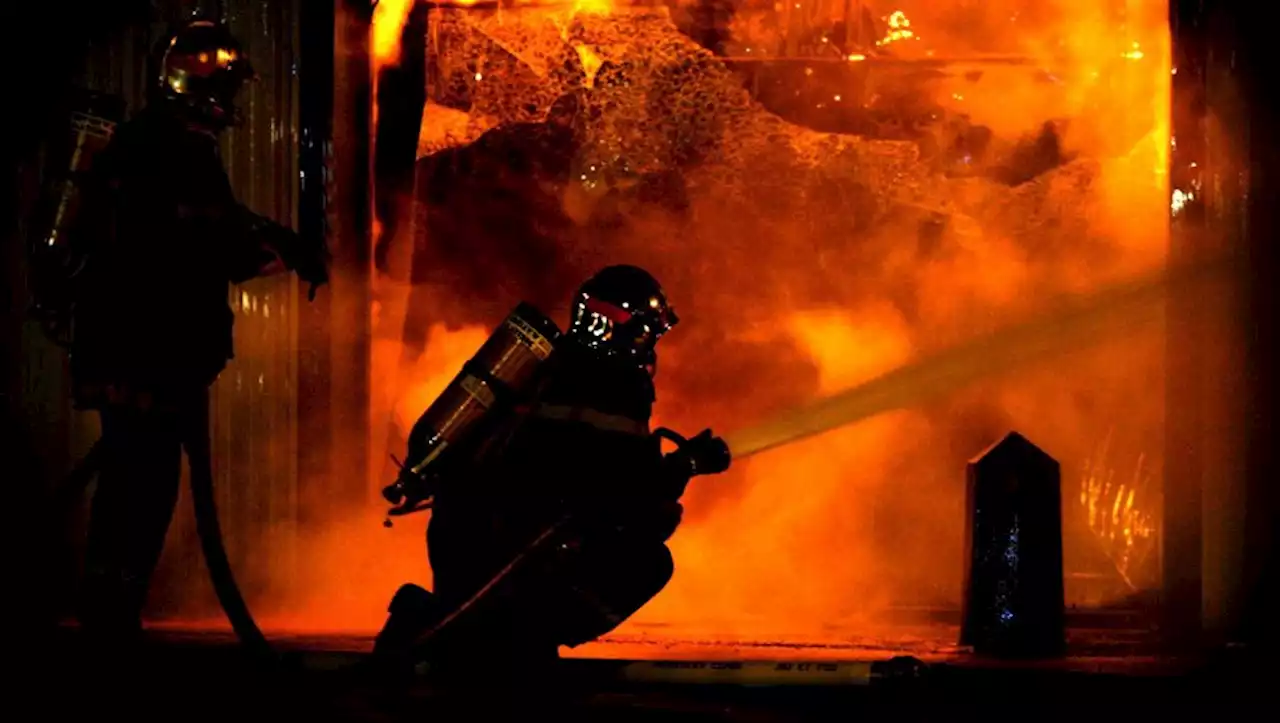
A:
[960,431,1066,658]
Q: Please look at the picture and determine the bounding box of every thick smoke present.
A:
[271,3,1172,639]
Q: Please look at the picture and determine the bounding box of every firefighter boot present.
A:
[371,583,440,687]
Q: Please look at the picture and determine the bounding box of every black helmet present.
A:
[569,265,679,372]
[156,20,255,129]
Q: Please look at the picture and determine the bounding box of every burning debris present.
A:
[418,6,1091,222]
[406,9,963,326]
[1079,430,1158,593]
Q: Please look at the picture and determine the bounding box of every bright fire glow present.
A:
[877,10,918,47]
[172,1,1177,650]
[372,0,414,70]
[573,0,615,14]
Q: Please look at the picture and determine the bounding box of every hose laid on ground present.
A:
[180,409,275,661]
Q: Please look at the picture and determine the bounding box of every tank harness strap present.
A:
[533,404,651,437]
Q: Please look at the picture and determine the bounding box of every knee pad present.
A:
[388,583,436,617]
[375,584,442,661]
[555,543,675,647]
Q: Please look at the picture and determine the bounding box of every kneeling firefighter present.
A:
[28,20,328,655]
[374,265,731,682]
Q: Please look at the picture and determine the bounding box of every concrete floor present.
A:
[18,624,1270,722]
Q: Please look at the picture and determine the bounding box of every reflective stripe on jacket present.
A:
[532,403,650,437]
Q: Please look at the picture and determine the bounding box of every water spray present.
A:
[724,258,1230,461]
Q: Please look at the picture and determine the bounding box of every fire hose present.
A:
[55,416,275,663]
[183,405,274,660]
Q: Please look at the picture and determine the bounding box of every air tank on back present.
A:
[27,90,127,347]
[383,303,563,512]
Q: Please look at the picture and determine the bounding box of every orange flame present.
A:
[372,0,415,70]
[877,10,918,47]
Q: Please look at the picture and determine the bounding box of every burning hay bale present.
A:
[989,158,1099,250]
[415,6,1152,308]
[408,6,1136,333]
[701,115,925,225]
[425,10,585,132]
[420,9,929,227]
[424,9,757,172]
[417,101,485,158]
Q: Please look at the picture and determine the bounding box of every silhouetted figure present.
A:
[374,266,730,693]
[68,20,327,650]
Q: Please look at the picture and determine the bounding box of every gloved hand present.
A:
[252,214,329,299]
[293,244,329,300]
[664,428,731,480]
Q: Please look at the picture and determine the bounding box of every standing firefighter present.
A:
[375,265,731,686]
[63,20,327,647]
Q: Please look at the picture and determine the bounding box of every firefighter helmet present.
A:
[569,265,678,370]
[156,20,255,129]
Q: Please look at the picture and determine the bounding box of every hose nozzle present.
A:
[382,480,405,504]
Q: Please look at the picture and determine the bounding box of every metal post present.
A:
[330,0,374,510]
[1166,0,1278,653]
[1162,0,1208,652]
[374,0,430,488]
[298,0,336,525]
[1235,2,1280,655]
[961,432,1066,658]
[373,0,428,276]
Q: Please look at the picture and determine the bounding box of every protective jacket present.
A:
[69,105,284,406]
[426,340,683,654]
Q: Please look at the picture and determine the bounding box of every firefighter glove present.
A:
[666,428,731,479]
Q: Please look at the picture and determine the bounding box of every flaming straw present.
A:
[1080,430,1156,590]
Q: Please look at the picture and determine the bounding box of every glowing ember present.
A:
[877,10,917,47]
[1170,188,1193,216]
